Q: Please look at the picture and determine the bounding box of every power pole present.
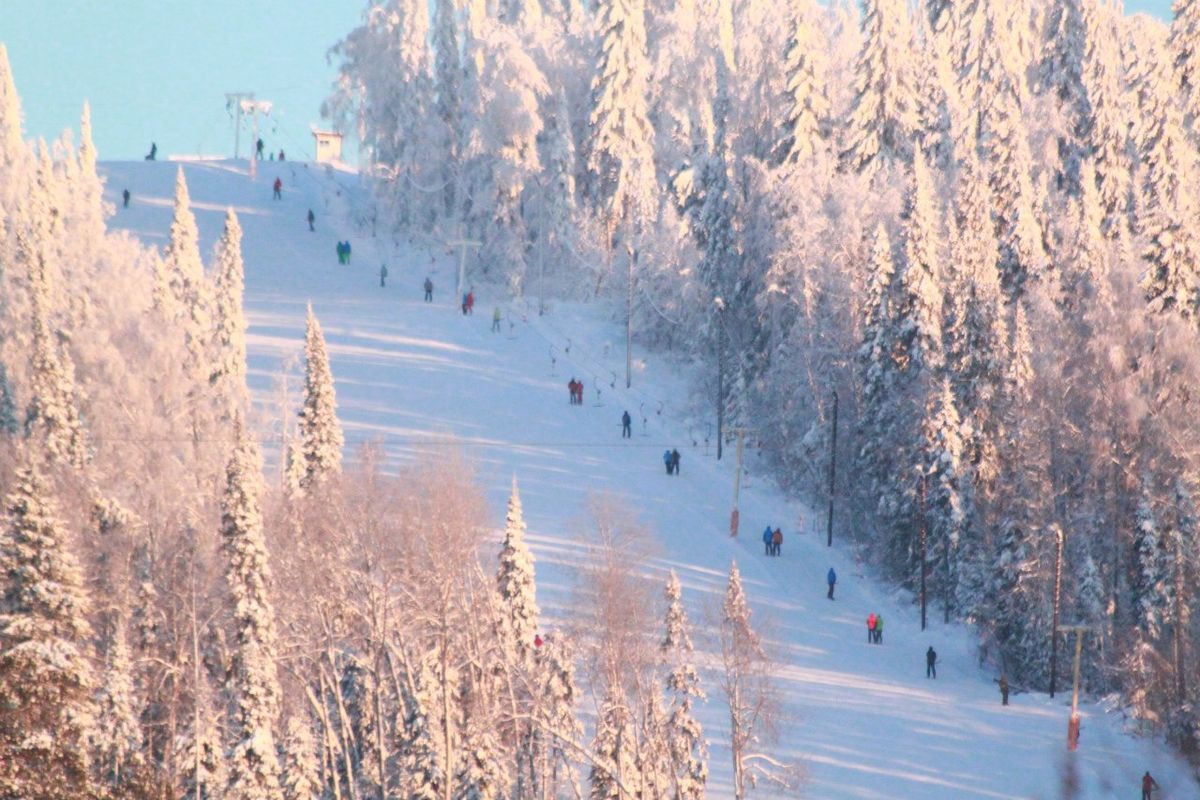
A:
[626,238,634,388]
[920,474,928,631]
[225,92,254,159]
[240,99,273,181]
[827,390,838,547]
[715,298,726,461]
[447,225,483,307]
[1049,525,1065,697]
[729,428,747,536]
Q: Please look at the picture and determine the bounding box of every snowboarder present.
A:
[380,264,388,287]
[122,189,130,208]
[671,449,681,475]
[466,290,475,314]
[772,527,782,556]
[1142,771,1158,799]
[273,177,282,200]
[873,614,883,644]
[492,307,502,333]
[256,137,264,159]
[763,526,773,556]
[424,277,433,302]
[621,410,632,438]
[867,613,877,643]
[664,449,673,475]
[998,674,1009,706]
[307,209,315,231]
[145,142,157,161]
[827,567,837,599]
[926,646,937,679]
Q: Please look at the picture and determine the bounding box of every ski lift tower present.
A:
[240,99,273,180]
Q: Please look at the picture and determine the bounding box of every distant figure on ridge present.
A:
[278,149,285,161]
[424,276,433,302]
[256,137,264,159]
[145,142,157,161]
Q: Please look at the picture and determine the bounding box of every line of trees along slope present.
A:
[326,0,1200,761]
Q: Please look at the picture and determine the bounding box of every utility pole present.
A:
[240,99,273,181]
[447,225,482,307]
[920,474,928,631]
[827,390,838,547]
[1049,525,1065,698]
[625,230,635,388]
[729,428,747,537]
[715,298,725,461]
[225,92,254,159]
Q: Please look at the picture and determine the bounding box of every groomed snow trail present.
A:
[101,158,1198,800]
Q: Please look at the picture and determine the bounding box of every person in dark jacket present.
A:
[122,189,130,208]
[308,209,315,231]
[663,449,673,474]
[145,142,157,160]
[771,527,782,556]
[873,614,883,644]
[279,149,285,161]
[827,567,837,600]
[1141,772,1158,800]
[256,137,265,159]
[424,277,434,302]
[380,263,388,288]
[926,646,937,679]
[621,411,632,438]
[998,674,1009,705]
[670,449,680,475]
[763,526,773,556]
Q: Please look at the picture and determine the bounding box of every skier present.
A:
[145,142,157,161]
[307,209,315,231]
[621,410,632,438]
[772,527,782,556]
[492,307,502,333]
[466,289,475,314]
[336,242,345,265]
[273,177,282,200]
[867,613,877,643]
[256,137,264,159]
[575,378,584,404]
[1142,771,1158,800]
[462,292,469,315]
[279,149,285,161]
[345,241,352,263]
[926,646,937,679]
[424,276,433,302]
[568,379,579,405]
[827,567,837,600]
[122,189,130,208]
[763,526,773,556]
[663,449,673,475]
[380,264,388,288]
[874,614,883,644]
[671,449,681,475]
[998,674,1009,706]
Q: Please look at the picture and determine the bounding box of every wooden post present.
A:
[827,390,838,548]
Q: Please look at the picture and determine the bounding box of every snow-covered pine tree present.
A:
[1083,0,1133,235]
[210,208,249,421]
[432,0,462,219]
[298,304,344,491]
[776,0,830,165]
[586,0,657,229]
[532,632,583,798]
[398,656,444,800]
[93,611,144,790]
[280,715,321,800]
[0,458,96,797]
[921,377,970,616]
[1171,0,1200,125]
[840,0,917,174]
[0,43,26,185]
[719,560,774,800]
[497,477,539,664]
[895,153,944,378]
[1036,0,1090,194]
[660,571,706,800]
[1132,480,1167,643]
[451,673,508,800]
[220,426,284,800]
[1067,159,1115,312]
[73,102,105,242]
[0,364,16,435]
[165,168,213,367]
[913,14,956,172]
[179,686,228,800]
[588,687,639,800]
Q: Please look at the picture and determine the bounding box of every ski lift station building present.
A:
[312,128,344,164]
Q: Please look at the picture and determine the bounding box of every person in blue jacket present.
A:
[763,526,773,556]
[663,449,673,474]
[827,567,837,599]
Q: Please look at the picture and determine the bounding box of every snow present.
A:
[98,156,1200,799]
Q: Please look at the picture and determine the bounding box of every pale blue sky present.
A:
[0,0,1177,164]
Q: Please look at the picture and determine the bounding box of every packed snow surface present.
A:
[100,158,1198,799]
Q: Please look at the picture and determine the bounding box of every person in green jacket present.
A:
[873,615,883,644]
[492,306,502,333]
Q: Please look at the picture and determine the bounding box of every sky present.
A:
[0,0,1177,165]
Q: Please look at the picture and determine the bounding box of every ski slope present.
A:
[99,157,1198,800]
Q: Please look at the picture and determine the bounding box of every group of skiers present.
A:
[254,139,285,161]
[662,448,681,474]
[461,290,475,315]
[866,612,884,643]
[336,241,352,264]
[762,526,783,556]
[567,378,585,405]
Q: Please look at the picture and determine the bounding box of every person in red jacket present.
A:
[273,177,282,200]
[1142,771,1158,799]
[466,289,475,314]
[867,613,877,643]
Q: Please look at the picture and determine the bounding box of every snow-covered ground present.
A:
[100,158,1197,799]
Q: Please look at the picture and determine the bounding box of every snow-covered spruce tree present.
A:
[1035,0,1090,194]
[73,102,105,242]
[497,477,539,665]
[0,44,22,172]
[179,686,227,800]
[210,208,249,421]
[1082,0,1133,234]
[1137,71,1200,322]
[0,458,96,797]
[896,153,944,378]
[921,377,970,618]
[0,364,16,435]
[451,673,508,800]
[840,0,917,174]
[220,427,284,799]
[397,656,444,800]
[1171,0,1200,125]
[1131,480,1167,644]
[298,304,344,491]
[280,716,320,800]
[165,168,213,367]
[21,231,89,470]
[588,687,639,800]
[913,15,957,172]
[776,0,830,166]
[586,0,657,238]
[93,611,145,790]
[432,0,462,219]
[531,633,583,799]
[660,571,706,800]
